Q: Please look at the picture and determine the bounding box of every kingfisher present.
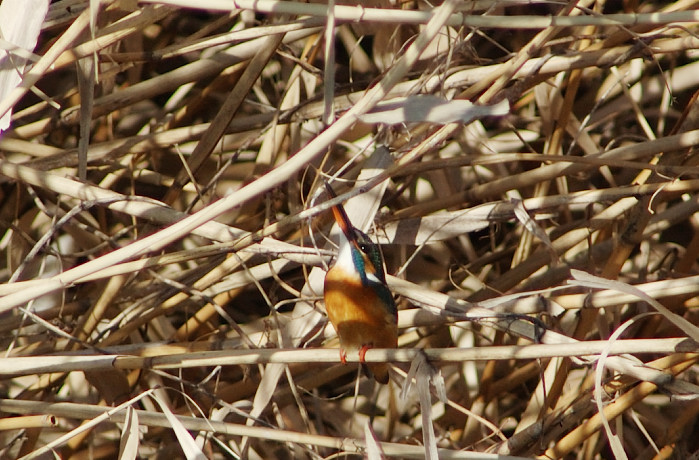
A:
[323,183,398,384]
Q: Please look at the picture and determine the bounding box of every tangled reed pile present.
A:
[1,0,699,458]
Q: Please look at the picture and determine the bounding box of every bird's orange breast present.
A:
[323,267,397,351]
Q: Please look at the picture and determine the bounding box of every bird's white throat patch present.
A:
[333,232,382,285]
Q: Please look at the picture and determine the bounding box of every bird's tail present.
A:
[367,362,390,384]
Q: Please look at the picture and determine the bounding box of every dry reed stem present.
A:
[1,0,699,458]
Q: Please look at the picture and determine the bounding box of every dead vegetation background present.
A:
[1,0,699,458]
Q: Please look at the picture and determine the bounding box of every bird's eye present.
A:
[359,243,369,253]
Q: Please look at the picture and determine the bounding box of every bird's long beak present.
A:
[324,182,357,245]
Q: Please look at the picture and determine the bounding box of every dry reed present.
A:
[1,0,699,458]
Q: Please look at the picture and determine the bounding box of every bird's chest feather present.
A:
[324,268,396,349]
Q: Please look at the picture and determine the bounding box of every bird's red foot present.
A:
[340,349,347,364]
[358,345,371,363]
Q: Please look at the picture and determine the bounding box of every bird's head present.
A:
[325,183,387,287]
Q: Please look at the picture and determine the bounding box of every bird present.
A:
[323,183,398,384]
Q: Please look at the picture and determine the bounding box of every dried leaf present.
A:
[378,210,492,244]
[0,0,49,131]
[152,394,206,460]
[512,198,559,264]
[594,317,640,460]
[402,352,440,460]
[118,406,140,460]
[358,96,509,125]
[364,421,384,460]
[570,270,699,342]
